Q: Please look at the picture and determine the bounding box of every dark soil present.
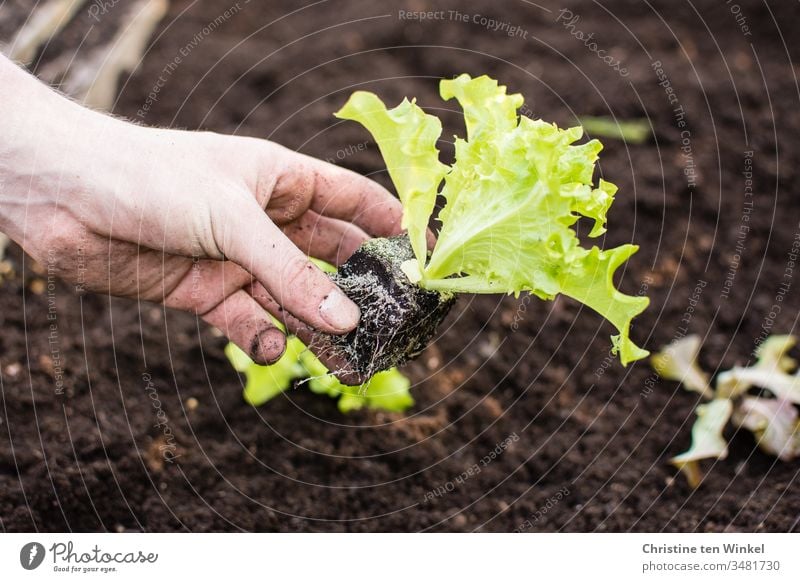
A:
[1,0,799,532]
[322,236,455,378]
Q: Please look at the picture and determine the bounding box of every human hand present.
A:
[0,56,403,376]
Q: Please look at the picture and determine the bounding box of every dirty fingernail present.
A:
[319,289,360,332]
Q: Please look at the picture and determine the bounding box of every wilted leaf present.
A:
[732,397,800,461]
[651,335,713,399]
[670,399,733,488]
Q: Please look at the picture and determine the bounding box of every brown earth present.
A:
[1,0,799,532]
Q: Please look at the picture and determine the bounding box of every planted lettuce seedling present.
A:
[653,334,800,488]
[315,74,649,379]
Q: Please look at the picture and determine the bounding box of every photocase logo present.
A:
[20,542,46,570]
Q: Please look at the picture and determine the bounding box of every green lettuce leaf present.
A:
[225,338,414,414]
[335,91,448,275]
[225,339,306,406]
[557,246,650,364]
[299,349,413,413]
[337,74,648,364]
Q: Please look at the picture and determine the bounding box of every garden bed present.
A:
[0,0,798,532]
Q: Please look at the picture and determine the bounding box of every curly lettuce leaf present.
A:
[335,91,448,274]
[348,368,413,412]
[557,246,650,364]
[225,337,414,414]
[336,74,648,364]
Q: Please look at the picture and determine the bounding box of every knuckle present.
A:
[352,184,372,217]
[280,254,319,296]
[271,163,314,223]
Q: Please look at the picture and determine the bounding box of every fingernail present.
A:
[261,328,288,364]
[319,289,360,332]
[252,327,286,364]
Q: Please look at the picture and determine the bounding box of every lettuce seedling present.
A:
[331,74,649,373]
[654,334,800,487]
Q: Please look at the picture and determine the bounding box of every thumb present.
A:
[222,201,360,334]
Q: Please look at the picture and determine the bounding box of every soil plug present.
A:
[314,235,455,378]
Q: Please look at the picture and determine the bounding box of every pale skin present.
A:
[0,54,405,382]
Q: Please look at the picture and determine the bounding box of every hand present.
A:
[0,56,403,373]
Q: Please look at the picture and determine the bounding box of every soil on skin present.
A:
[1,0,799,532]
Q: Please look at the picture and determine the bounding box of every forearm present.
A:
[0,55,121,245]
